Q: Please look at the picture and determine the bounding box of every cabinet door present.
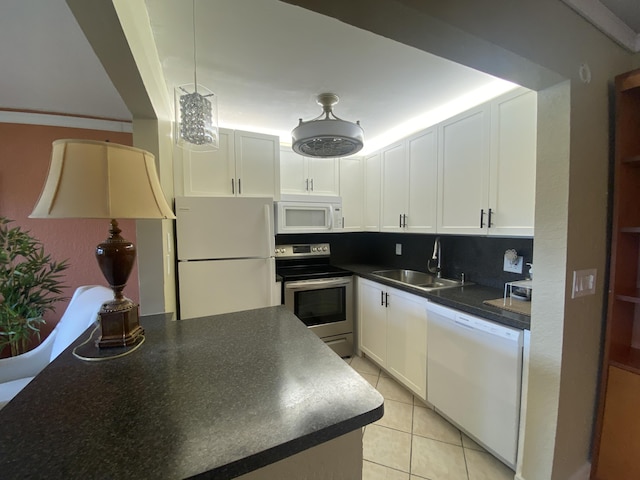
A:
[358,278,387,367]
[234,130,280,198]
[437,106,490,234]
[182,129,235,196]
[595,366,640,479]
[339,157,364,231]
[363,152,381,231]
[380,142,408,232]
[489,89,537,236]
[308,157,340,196]
[406,128,438,233]
[386,287,428,400]
[280,148,308,195]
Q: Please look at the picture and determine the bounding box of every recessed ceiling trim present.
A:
[0,111,133,133]
[562,0,640,52]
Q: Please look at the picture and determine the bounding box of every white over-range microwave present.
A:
[274,195,343,234]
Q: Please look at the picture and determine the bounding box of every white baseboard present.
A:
[514,462,591,480]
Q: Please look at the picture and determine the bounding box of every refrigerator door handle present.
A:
[264,204,274,257]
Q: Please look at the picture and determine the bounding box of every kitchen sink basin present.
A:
[371,269,467,291]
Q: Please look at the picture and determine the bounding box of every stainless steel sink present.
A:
[371,269,467,291]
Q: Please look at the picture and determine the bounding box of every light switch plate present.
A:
[572,269,597,298]
[395,243,402,255]
[504,255,523,273]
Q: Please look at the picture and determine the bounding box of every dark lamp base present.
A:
[97,299,144,348]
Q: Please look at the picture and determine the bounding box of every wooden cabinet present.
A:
[592,68,640,479]
[357,277,428,400]
[183,128,280,198]
[339,156,364,231]
[437,88,536,236]
[363,152,381,231]
[280,149,339,196]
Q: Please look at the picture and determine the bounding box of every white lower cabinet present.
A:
[357,277,428,400]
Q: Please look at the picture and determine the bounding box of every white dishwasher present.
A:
[426,301,523,469]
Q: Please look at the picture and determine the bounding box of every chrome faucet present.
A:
[428,237,442,278]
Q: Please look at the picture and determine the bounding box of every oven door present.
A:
[284,277,353,339]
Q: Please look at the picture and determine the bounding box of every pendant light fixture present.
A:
[292,93,364,158]
[174,0,218,151]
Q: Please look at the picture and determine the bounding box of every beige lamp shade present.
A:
[30,139,175,220]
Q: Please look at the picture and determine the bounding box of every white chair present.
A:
[0,285,113,409]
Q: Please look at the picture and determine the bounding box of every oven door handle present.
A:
[285,277,352,290]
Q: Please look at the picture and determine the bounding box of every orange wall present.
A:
[0,122,139,338]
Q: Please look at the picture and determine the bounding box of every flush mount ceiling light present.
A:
[174,0,218,151]
[292,93,364,158]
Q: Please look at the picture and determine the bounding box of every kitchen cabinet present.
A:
[362,152,381,231]
[436,88,536,236]
[280,149,339,196]
[339,156,364,231]
[592,68,640,480]
[380,128,438,233]
[182,128,280,198]
[357,277,428,399]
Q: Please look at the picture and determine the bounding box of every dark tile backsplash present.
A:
[276,232,533,290]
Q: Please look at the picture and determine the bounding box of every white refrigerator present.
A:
[175,196,277,319]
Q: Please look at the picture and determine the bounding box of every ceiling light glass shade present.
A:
[174,84,219,151]
[292,93,364,158]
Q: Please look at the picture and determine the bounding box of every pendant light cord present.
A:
[192,0,198,92]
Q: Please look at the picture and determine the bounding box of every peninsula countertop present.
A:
[0,306,383,479]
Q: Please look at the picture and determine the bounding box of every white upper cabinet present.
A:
[380,141,408,232]
[339,156,364,231]
[280,148,339,196]
[182,128,280,198]
[488,89,537,236]
[437,88,537,236]
[380,128,438,233]
[406,128,438,233]
[363,152,382,231]
[437,105,491,234]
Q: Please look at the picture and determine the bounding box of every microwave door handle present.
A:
[264,204,274,256]
[329,205,334,230]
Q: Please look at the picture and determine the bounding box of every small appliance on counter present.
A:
[275,243,353,357]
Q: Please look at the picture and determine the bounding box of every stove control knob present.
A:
[311,247,317,252]
[322,246,328,251]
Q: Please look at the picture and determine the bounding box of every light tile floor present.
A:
[347,355,516,480]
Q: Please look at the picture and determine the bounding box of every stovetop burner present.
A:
[275,243,351,281]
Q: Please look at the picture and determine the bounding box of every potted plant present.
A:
[0,217,69,357]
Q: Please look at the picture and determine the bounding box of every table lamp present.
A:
[30,139,175,355]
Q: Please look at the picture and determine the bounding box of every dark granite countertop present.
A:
[338,263,530,330]
[0,306,383,479]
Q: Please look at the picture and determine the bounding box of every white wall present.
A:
[282,1,633,479]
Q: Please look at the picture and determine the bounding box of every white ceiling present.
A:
[2,0,639,155]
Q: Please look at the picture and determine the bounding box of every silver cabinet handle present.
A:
[311,178,314,191]
[306,178,309,191]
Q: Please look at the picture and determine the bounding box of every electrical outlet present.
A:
[503,255,523,273]
[395,243,402,255]
[572,269,597,298]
